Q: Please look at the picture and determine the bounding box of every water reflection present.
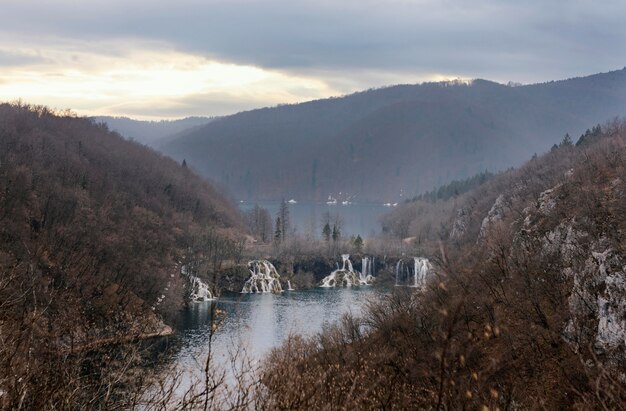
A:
[174,287,382,368]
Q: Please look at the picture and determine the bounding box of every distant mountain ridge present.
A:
[93,115,212,146]
[161,68,626,202]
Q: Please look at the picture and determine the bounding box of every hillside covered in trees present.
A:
[259,119,626,409]
[0,103,243,408]
[162,68,626,202]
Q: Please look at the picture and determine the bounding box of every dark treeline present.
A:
[259,119,626,409]
[0,103,244,409]
[407,170,494,203]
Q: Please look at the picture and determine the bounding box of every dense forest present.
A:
[162,68,626,202]
[0,103,243,409]
[258,119,626,409]
[405,170,494,203]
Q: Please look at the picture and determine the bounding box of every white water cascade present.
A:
[321,254,374,287]
[360,257,375,284]
[287,280,294,291]
[242,260,283,293]
[395,259,408,286]
[413,257,432,289]
[395,257,432,289]
[190,276,214,301]
[181,264,214,301]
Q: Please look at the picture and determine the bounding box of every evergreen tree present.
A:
[560,133,572,147]
[278,199,290,242]
[274,216,282,244]
[260,208,272,243]
[353,235,364,253]
[322,223,331,242]
[332,224,340,242]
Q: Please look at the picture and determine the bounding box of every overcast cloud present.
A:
[1,0,625,118]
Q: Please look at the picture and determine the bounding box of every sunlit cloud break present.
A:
[3,0,623,118]
[0,39,339,119]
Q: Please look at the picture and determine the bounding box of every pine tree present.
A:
[322,223,331,242]
[278,199,290,242]
[274,216,282,244]
[332,224,340,242]
[260,208,272,243]
[353,235,363,253]
[560,133,572,147]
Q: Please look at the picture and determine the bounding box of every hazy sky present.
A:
[2,0,625,119]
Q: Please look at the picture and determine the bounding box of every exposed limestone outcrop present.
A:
[450,206,472,240]
[479,194,510,239]
[518,183,625,361]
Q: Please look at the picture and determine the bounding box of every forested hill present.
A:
[162,68,626,202]
[92,115,212,146]
[0,103,242,357]
[261,119,626,410]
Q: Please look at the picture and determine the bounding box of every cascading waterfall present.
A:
[395,257,432,288]
[413,257,432,289]
[362,257,369,278]
[287,280,294,291]
[190,276,213,301]
[395,260,401,286]
[181,264,214,301]
[321,254,374,287]
[359,257,375,284]
[343,254,354,272]
[242,260,283,293]
[395,259,411,286]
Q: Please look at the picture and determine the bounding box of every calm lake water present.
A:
[170,287,383,379]
[239,200,393,238]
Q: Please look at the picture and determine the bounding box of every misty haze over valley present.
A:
[1,1,626,410]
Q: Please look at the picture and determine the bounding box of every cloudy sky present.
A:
[1,0,625,119]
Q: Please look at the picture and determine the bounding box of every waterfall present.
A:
[181,264,214,301]
[287,280,294,291]
[395,257,432,288]
[413,257,432,289]
[342,254,353,271]
[395,260,403,286]
[190,276,213,301]
[242,260,283,293]
[362,257,369,277]
[359,257,375,284]
[321,254,374,287]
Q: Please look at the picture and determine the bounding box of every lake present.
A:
[174,287,381,362]
[239,200,394,238]
[165,286,384,396]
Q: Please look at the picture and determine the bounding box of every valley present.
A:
[158,70,626,202]
[2,72,626,409]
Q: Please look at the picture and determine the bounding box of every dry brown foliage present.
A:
[259,120,626,410]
